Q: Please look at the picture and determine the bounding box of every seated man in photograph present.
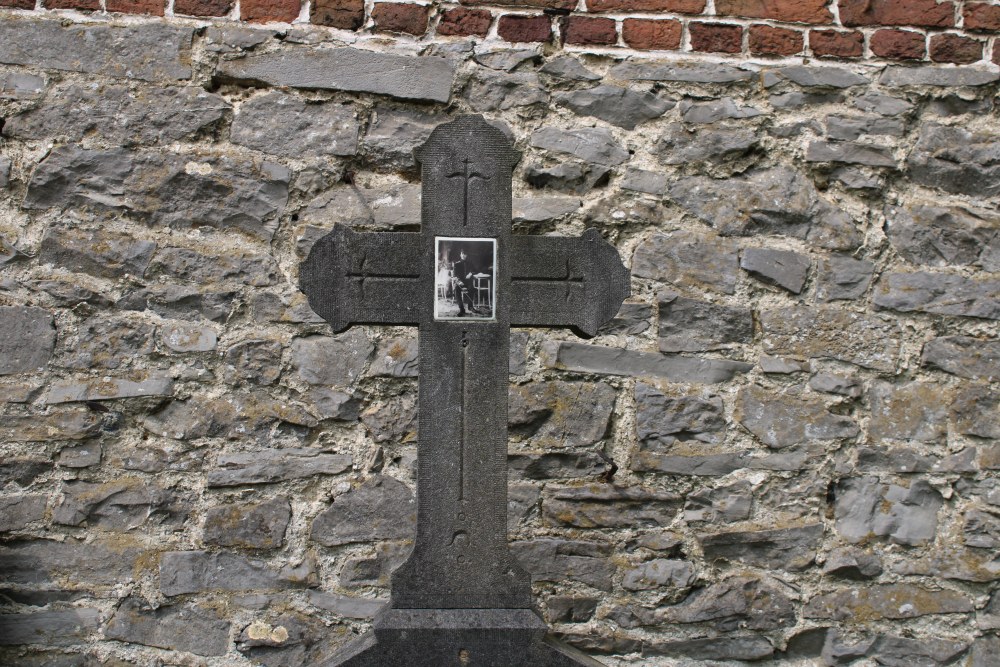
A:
[452,248,481,317]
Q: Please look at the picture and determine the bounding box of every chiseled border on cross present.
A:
[301,115,629,666]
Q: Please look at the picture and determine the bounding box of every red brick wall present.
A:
[3,0,999,64]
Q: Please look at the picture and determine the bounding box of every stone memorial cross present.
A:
[300,115,629,666]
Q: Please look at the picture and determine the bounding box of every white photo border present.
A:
[434,236,497,322]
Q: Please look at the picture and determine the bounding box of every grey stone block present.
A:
[555,85,674,130]
[885,203,999,270]
[218,47,456,103]
[466,70,548,111]
[311,476,416,546]
[766,65,868,89]
[544,341,752,384]
[206,448,352,486]
[292,330,373,386]
[879,66,999,87]
[621,559,695,591]
[364,108,440,171]
[922,336,1000,381]
[678,97,764,123]
[25,148,290,241]
[740,248,810,293]
[160,551,317,596]
[232,91,359,158]
[659,575,795,630]
[643,636,774,661]
[735,386,859,449]
[656,123,758,166]
[815,255,874,301]
[805,140,897,167]
[760,306,901,371]
[908,124,1000,197]
[0,410,102,442]
[511,539,614,591]
[144,393,316,440]
[530,127,630,166]
[835,477,942,546]
[147,247,279,286]
[610,60,754,83]
[104,598,231,656]
[39,225,156,280]
[0,306,55,375]
[204,497,291,549]
[0,494,47,531]
[658,293,753,351]
[874,271,1000,319]
[540,56,600,81]
[635,382,726,447]
[669,167,862,250]
[632,231,740,295]
[700,525,823,571]
[5,84,228,144]
[543,484,680,529]
[508,381,616,449]
[0,608,100,646]
[868,381,950,442]
[45,375,174,404]
[0,17,192,81]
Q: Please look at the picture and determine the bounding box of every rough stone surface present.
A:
[908,124,1000,198]
[217,47,456,103]
[311,476,416,546]
[508,381,616,449]
[835,477,943,545]
[658,293,752,352]
[0,18,192,81]
[669,168,863,250]
[700,525,824,571]
[761,306,901,371]
[204,497,291,549]
[804,584,973,621]
[104,598,231,656]
[868,381,951,442]
[160,551,317,596]
[740,248,811,293]
[231,91,359,158]
[816,254,875,301]
[555,85,674,129]
[530,126,630,166]
[5,84,228,145]
[543,484,680,529]
[633,231,740,295]
[206,448,352,486]
[0,306,55,375]
[874,272,1000,319]
[25,148,290,241]
[545,341,752,383]
[736,386,859,449]
[886,204,1000,270]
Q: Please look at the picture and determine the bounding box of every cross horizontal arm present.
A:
[300,226,423,333]
[510,228,630,338]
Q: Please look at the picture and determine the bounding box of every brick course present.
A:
[563,16,618,46]
[241,0,300,23]
[871,28,927,60]
[498,14,552,42]
[372,2,430,35]
[311,0,365,29]
[438,7,493,36]
[622,18,682,50]
[929,33,984,64]
[749,24,803,56]
[690,22,744,53]
[715,0,831,24]
[810,29,864,58]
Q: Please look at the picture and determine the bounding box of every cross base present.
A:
[319,609,604,667]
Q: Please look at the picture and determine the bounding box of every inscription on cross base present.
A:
[300,115,629,666]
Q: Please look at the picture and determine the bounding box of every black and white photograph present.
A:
[434,237,496,320]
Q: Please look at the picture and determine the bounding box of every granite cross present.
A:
[301,115,629,666]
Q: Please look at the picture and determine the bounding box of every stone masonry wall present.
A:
[0,4,999,666]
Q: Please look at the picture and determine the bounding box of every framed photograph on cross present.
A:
[434,237,496,321]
